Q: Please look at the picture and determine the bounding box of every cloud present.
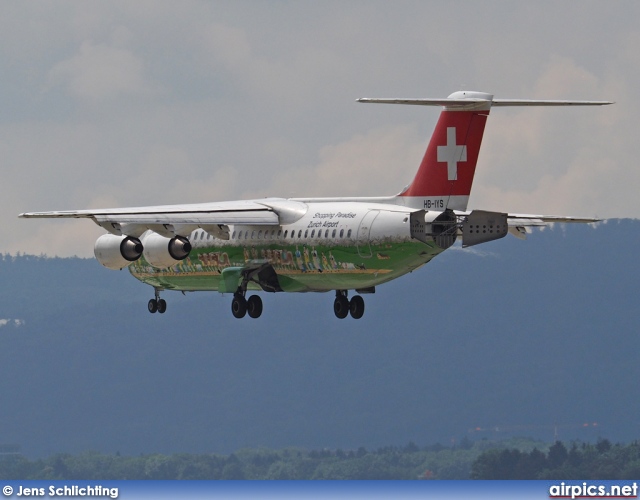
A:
[448,245,499,258]
[0,319,25,329]
[246,124,425,199]
[2,1,640,258]
[470,55,620,217]
[47,40,157,101]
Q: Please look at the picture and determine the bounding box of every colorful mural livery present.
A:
[128,215,423,295]
[133,244,394,276]
[21,91,611,319]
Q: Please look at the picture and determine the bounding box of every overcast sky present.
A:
[1,1,636,257]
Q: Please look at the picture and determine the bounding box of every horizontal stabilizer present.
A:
[357,95,613,109]
[357,97,491,109]
[492,99,613,106]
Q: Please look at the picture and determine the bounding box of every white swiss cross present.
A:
[437,127,467,180]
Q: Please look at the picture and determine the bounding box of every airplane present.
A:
[20,91,612,319]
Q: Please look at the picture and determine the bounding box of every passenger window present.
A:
[339,229,344,238]
[258,230,262,239]
[304,230,308,238]
[251,230,255,239]
[332,229,336,238]
[271,230,275,239]
[347,229,352,238]
[277,230,282,238]
[284,230,288,238]
[232,231,236,239]
[325,229,329,238]
[298,230,302,238]
[311,229,315,238]
[244,231,248,240]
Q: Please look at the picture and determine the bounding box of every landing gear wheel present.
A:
[349,295,365,319]
[157,299,167,314]
[334,295,350,319]
[148,299,158,314]
[247,295,263,319]
[231,294,247,319]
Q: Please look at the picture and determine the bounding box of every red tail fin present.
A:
[357,91,611,210]
[399,92,491,211]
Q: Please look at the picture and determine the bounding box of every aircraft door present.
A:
[356,210,380,258]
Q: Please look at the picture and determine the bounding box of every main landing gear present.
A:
[148,289,167,314]
[231,291,263,319]
[334,290,365,319]
[230,268,266,319]
[145,288,363,320]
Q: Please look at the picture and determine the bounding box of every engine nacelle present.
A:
[141,232,192,269]
[94,234,144,270]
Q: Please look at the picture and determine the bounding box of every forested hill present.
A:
[0,219,638,458]
[2,438,640,480]
[0,438,547,480]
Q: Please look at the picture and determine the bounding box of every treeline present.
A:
[471,439,640,479]
[5,439,637,480]
[0,438,540,480]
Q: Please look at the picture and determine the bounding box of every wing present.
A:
[454,210,599,242]
[505,213,599,240]
[20,198,308,238]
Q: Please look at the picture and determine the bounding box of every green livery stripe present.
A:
[128,240,443,293]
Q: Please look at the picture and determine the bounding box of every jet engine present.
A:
[141,232,192,269]
[94,234,144,270]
